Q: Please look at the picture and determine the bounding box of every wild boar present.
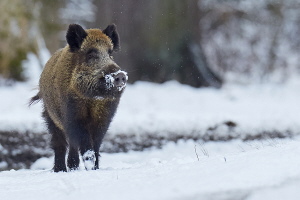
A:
[30,24,127,172]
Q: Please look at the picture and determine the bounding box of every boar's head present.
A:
[67,24,127,99]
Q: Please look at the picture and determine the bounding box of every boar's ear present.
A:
[103,24,120,51]
[66,24,87,52]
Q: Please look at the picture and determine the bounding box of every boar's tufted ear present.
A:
[66,24,88,52]
[103,24,120,51]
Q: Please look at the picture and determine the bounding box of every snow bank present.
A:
[110,78,300,140]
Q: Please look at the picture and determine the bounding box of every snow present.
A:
[109,78,300,139]
[82,150,96,170]
[105,73,115,89]
[1,138,300,200]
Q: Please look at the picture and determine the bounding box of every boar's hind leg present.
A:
[93,133,106,170]
[52,132,68,172]
[93,143,100,170]
[67,146,80,171]
[43,110,67,172]
[66,122,86,171]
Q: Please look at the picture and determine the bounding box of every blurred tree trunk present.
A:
[265,1,284,77]
[37,0,66,53]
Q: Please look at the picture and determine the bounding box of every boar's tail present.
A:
[29,92,42,106]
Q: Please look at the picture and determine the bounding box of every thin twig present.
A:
[199,142,209,157]
[194,144,200,161]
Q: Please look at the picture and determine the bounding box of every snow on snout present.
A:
[105,70,128,91]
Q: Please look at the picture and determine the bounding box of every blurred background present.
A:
[1,0,300,171]
[1,0,300,87]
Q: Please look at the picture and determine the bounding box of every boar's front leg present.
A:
[66,119,95,170]
[67,120,97,170]
[79,130,95,170]
[65,99,95,170]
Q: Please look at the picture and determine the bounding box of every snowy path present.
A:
[1,138,300,200]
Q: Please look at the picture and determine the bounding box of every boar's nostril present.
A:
[114,72,126,87]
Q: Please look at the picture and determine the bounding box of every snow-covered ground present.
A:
[1,137,300,200]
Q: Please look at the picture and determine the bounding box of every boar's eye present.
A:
[108,49,114,59]
[108,49,113,55]
[87,48,99,60]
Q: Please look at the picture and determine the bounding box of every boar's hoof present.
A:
[82,150,96,170]
[53,166,67,173]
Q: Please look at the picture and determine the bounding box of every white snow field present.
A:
[1,138,300,200]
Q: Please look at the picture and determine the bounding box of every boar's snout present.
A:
[104,70,128,91]
[114,72,127,87]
